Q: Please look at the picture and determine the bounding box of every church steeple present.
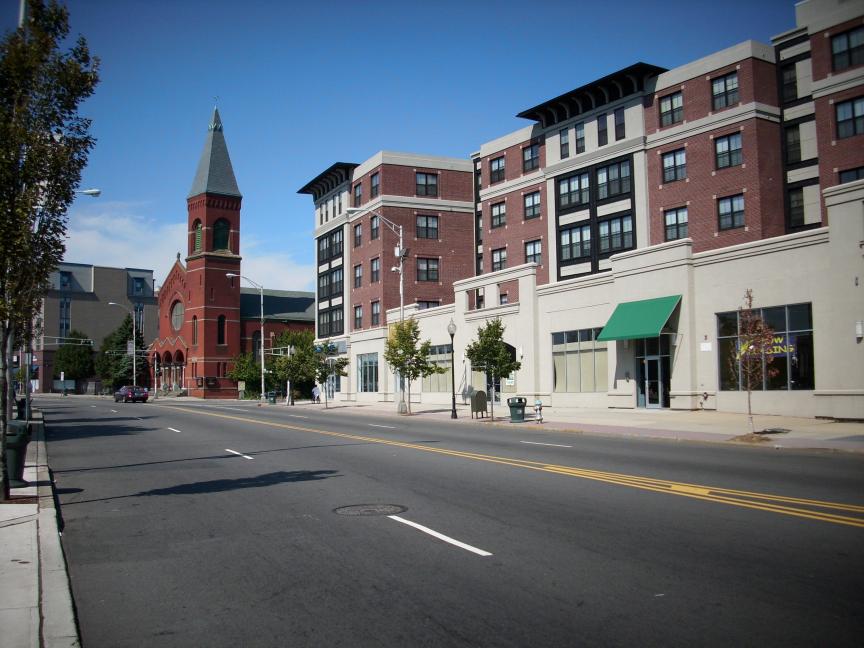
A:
[188,108,241,199]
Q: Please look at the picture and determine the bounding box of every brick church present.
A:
[150,109,314,398]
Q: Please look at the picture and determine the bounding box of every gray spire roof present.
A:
[188,108,242,198]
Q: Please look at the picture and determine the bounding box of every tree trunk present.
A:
[407,381,412,414]
[490,374,495,421]
[0,321,11,500]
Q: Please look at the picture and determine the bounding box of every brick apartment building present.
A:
[33,262,158,393]
[300,0,863,419]
[298,152,475,397]
[151,109,314,398]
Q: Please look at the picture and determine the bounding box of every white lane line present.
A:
[167,427,182,434]
[110,409,118,413]
[225,448,254,460]
[388,516,492,557]
[217,407,251,413]
[369,424,396,429]
[286,414,310,419]
[135,417,143,421]
[90,405,96,408]
[520,441,573,448]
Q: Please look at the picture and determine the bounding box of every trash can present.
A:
[5,420,31,488]
[507,397,527,423]
[267,391,276,404]
[16,398,26,420]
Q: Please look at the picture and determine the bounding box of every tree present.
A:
[272,329,316,404]
[464,318,521,420]
[227,352,262,398]
[0,1,99,498]
[729,289,778,433]
[383,319,445,414]
[95,315,149,390]
[312,340,349,409]
[52,328,93,387]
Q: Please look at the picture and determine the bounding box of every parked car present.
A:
[114,386,149,403]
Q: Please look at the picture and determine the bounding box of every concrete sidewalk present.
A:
[0,414,79,648]
[286,398,864,453]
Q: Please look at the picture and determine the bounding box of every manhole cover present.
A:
[334,504,406,517]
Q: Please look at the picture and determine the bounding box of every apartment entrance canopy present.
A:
[597,295,681,342]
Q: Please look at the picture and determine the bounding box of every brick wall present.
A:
[645,58,777,135]
[647,117,784,250]
[349,206,474,330]
[810,17,864,82]
[479,182,549,285]
[479,137,545,189]
[815,88,864,200]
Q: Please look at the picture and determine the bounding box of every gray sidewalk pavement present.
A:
[0,412,79,648]
[280,397,864,453]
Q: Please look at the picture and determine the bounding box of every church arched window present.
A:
[213,219,230,251]
[193,220,202,252]
[217,315,226,345]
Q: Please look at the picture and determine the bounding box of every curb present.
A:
[33,417,81,648]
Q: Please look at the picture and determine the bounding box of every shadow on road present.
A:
[62,470,340,505]
[54,443,372,474]
[46,422,155,441]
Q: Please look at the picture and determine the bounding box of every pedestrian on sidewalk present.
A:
[312,385,321,404]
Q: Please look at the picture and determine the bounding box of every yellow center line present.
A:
[153,404,864,528]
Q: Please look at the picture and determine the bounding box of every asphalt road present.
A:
[41,396,864,647]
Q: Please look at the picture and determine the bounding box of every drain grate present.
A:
[334,504,406,517]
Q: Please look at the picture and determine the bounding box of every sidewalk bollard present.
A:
[534,399,543,424]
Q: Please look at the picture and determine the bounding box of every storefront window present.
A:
[358,353,379,392]
[716,302,814,391]
[421,344,453,392]
[552,328,607,393]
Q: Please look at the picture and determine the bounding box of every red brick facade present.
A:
[809,17,864,82]
[815,89,864,198]
[647,118,784,251]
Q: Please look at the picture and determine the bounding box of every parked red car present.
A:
[114,386,148,403]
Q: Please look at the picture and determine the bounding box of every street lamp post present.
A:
[448,319,457,419]
[108,302,136,387]
[226,273,265,401]
[346,207,406,413]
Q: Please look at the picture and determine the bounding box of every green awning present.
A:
[596,295,681,342]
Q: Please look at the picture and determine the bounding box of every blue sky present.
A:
[2,0,796,290]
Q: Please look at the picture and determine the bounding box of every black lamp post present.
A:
[448,319,457,419]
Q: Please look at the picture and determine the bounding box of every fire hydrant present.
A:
[534,399,543,424]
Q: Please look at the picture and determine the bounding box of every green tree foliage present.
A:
[312,340,349,409]
[272,329,316,403]
[464,318,521,420]
[95,315,149,390]
[52,328,93,382]
[383,319,444,414]
[227,352,263,398]
[0,0,99,498]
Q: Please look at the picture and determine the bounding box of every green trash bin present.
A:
[5,420,31,488]
[267,391,276,404]
[507,397,527,423]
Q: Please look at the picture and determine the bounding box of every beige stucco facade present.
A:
[324,180,863,420]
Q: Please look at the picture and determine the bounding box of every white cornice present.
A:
[645,102,781,149]
[811,68,864,100]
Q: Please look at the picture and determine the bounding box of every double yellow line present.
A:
[156,405,864,529]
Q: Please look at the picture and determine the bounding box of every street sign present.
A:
[60,371,65,382]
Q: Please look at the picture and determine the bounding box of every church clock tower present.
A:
[185,108,242,396]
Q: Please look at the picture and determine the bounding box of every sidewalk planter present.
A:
[5,420,31,488]
[507,397,527,423]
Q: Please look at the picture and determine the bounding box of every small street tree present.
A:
[52,329,93,388]
[464,318,521,420]
[226,353,261,398]
[729,289,778,433]
[272,329,316,404]
[383,318,444,414]
[0,0,100,499]
[95,315,149,390]
[312,340,349,409]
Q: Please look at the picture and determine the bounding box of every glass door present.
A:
[645,356,662,409]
